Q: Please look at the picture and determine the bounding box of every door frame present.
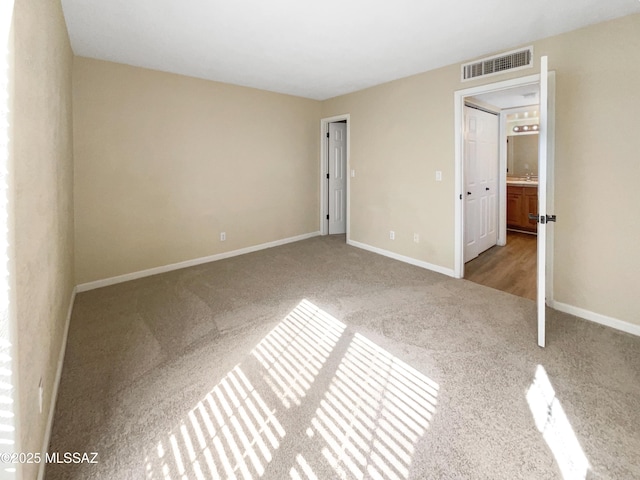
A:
[453,73,555,305]
[320,114,351,237]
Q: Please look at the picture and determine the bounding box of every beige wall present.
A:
[73,58,321,284]
[322,14,640,326]
[323,67,458,269]
[12,0,75,478]
[541,15,640,324]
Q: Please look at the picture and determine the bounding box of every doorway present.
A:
[465,102,540,300]
[455,75,548,276]
[454,65,556,347]
[320,115,350,238]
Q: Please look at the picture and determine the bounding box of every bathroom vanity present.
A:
[506,179,538,233]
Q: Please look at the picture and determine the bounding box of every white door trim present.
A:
[454,73,542,279]
[320,114,351,238]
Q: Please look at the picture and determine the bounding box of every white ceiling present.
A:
[61,0,640,100]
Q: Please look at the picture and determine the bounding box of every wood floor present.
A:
[465,231,537,301]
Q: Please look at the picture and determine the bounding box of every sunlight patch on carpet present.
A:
[146,364,285,480]
[144,299,438,480]
[252,299,345,408]
[527,365,590,480]
[294,332,439,480]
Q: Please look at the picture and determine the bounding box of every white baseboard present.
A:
[76,232,321,292]
[38,286,77,480]
[347,239,456,277]
[551,301,640,337]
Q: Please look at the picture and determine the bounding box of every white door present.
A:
[536,56,555,348]
[464,106,499,262]
[328,122,347,235]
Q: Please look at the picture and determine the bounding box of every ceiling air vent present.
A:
[462,47,533,81]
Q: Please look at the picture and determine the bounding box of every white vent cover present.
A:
[462,47,533,81]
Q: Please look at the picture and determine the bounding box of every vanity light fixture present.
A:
[513,124,539,133]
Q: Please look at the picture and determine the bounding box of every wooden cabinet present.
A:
[507,190,523,227]
[523,188,538,230]
[507,185,538,233]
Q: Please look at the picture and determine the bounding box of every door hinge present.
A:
[326,214,329,220]
[326,173,329,179]
[459,194,462,200]
[326,132,330,138]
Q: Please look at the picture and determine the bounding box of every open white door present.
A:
[536,56,556,347]
[328,122,347,234]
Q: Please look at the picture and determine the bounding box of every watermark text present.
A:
[0,452,98,464]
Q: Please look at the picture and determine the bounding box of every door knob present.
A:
[467,192,472,195]
[529,214,557,224]
[485,187,490,191]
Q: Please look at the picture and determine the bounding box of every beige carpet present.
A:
[47,235,640,479]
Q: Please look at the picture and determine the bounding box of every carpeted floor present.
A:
[46,235,640,479]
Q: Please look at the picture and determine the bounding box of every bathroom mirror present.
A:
[507,134,539,177]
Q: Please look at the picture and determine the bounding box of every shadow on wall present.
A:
[144,299,440,480]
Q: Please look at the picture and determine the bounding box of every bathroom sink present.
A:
[507,176,538,185]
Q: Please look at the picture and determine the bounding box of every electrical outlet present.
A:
[414,233,420,243]
[38,378,43,414]
[220,232,226,241]
[389,231,395,240]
